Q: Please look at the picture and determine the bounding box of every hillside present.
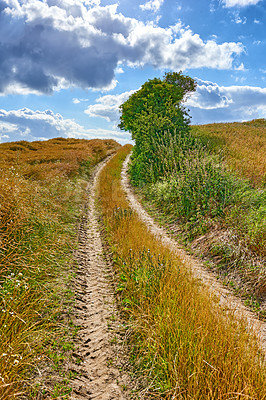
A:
[191,119,266,188]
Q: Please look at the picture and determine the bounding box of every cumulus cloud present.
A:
[187,79,266,124]
[0,0,244,95]
[85,90,137,122]
[140,0,164,12]
[222,0,261,7]
[0,108,130,143]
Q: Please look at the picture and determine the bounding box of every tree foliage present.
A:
[118,71,197,184]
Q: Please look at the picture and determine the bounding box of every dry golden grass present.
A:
[98,145,266,399]
[0,137,118,180]
[191,119,266,187]
[0,137,120,398]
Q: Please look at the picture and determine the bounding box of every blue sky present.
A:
[0,0,265,144]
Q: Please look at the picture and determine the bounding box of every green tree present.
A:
[118,72,196,184]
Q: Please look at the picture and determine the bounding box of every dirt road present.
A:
[70,158,129,400]
[121,153,266,354]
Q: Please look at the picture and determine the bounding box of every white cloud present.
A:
[235,15,247,23]
[0,134,10,142]
[187,80,233,110]
[253,40,262,45]
[0,121,17,133]
[223,0,261,7]
[187,79,266,124]
[140,0,164,12]
[233,76,247,83]
[85,89,137,122]
[0,108,130,143]
[210,0,216,12]
[0,121,15,142]
[72,97,89,104]
[0,0,244,94]
[235,62,245,70]
[115,67,124,74]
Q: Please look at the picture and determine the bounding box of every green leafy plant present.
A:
[119,71,196,184]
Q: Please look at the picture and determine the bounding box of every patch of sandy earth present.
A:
[70,157,130,400]
[121,153,266,355]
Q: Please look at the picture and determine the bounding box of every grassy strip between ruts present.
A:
[0,138,120,399]
[98,144,266,399]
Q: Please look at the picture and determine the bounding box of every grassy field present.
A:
[0,137,120,399]
[98,145,266,399]
[191,119,266,188]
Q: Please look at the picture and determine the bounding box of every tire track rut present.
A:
[70,157,129,400]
